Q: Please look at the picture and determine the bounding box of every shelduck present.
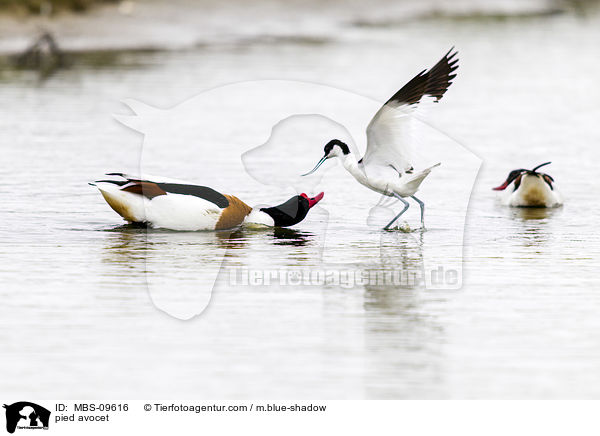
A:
[493,162,562,207]
[91,173,324,231]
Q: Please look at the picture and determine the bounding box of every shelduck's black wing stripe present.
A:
[385,47,458,107]
[102,173,230,208]
[105,172,128,178]
[156,183,230,208]
[94,179,129,186]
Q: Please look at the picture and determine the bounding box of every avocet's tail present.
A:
[399,163,440,196]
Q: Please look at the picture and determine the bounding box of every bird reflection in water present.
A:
[101,223,148,265]
[101,223,315,265]
[511,206,560,222]
[215,228,247,252]
[510,207,562,249]
[362,205,444,397]
[217,227,313,247]
[271,227,313,246]
[362,197,426,291]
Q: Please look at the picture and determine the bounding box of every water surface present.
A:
[1,5,600,398]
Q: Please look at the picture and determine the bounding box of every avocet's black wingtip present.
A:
[383,47,460,107]
[445,46,457,58]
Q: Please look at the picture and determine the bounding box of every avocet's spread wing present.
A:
[362,48,458,175]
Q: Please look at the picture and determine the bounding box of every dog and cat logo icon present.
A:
[3,402,50,433]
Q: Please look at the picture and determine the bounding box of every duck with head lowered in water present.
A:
[91,173,324,231]
[493,162,562,208]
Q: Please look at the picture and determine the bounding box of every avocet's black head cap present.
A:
[324,139,350,156]
[301,140,350,177]
[260,192,324,227]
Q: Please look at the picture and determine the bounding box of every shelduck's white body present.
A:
[499,174,562,208]
[493,162,562,208]
[92,173,323,231]
[96,182,223,230]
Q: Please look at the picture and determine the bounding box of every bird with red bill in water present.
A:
[90,172,324,231]
[493,162,562,208]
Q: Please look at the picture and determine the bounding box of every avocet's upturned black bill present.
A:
[302,48,459,230]
[91,173,324,230]
[493,162,562,207]
[302,139,350,176]
[302,156,327,177]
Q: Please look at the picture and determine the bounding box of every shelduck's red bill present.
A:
[301,192,324,208]
[492,181,510,191]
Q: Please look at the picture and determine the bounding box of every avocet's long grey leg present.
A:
[411,195,425,227]
[384,194,410,230]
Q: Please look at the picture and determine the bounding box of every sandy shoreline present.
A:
[0,0,585,57]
